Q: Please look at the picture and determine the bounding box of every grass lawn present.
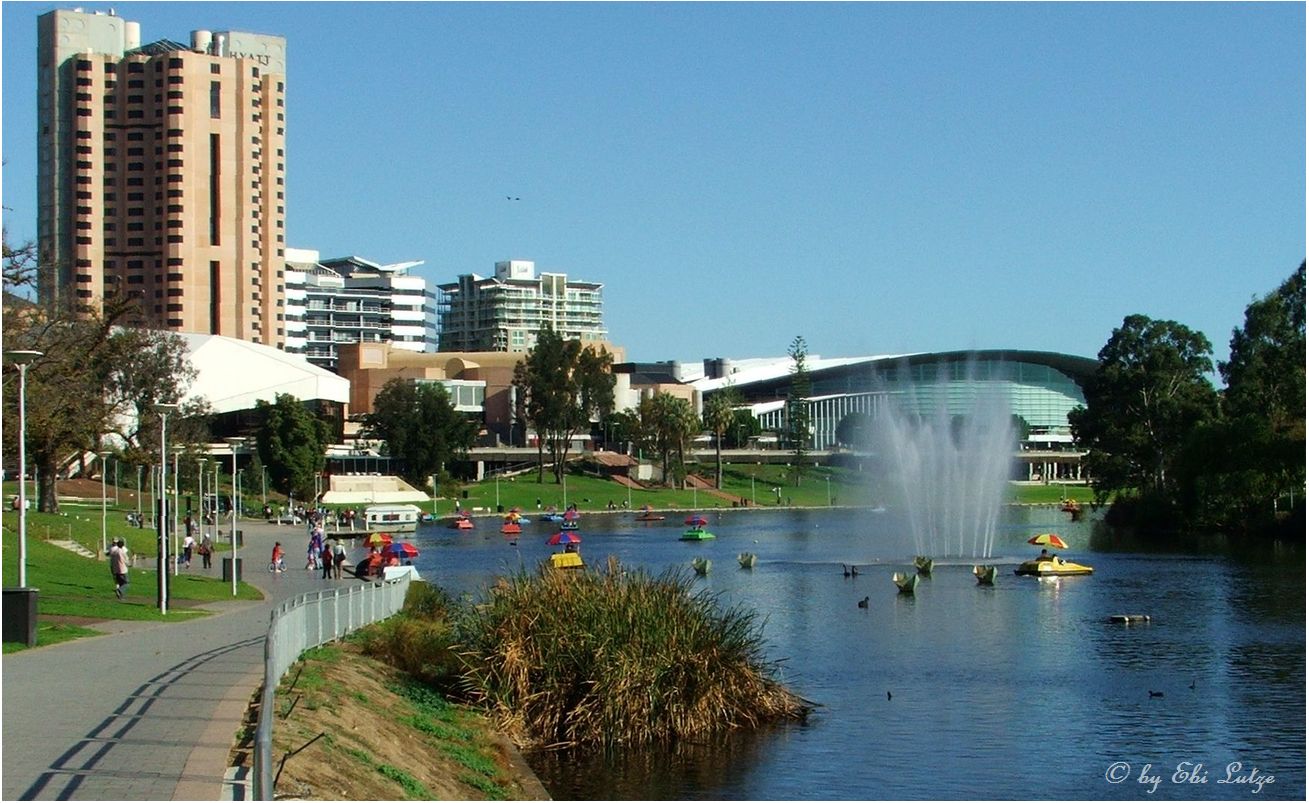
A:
[447,462,1095,515]
[2,506,261,653]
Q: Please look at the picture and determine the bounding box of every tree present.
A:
[605,409,641,455]
[724,408,761,449]
[1068,314,1219,511]
[1198,262,1307,530]
[639,392,699,488]
[702,385,742,488]
[360,379,475,489]
[785,336,812,487]
[100,326,206,465]
[834,412,874,449]
[512,326,615,484]
[255,393,333,501]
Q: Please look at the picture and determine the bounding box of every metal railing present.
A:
[253,575,412,800]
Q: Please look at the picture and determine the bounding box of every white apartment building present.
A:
[436,259,606,352]
[284,248,434,371]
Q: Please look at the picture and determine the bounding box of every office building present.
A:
[284,248,433,372]
[37,9,288,344]
[436,260,606,352]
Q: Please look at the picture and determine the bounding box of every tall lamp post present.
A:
[225,437,243,597]
[99,450,112,557]
[153,402,178,613]
[172,447,182,575]
[8,350,42,588]
[196,457,207,543]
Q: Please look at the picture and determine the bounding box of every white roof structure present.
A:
[178,333,350,414]
[690,354,915,393]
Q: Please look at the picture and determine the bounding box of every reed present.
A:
[451,556,809,748]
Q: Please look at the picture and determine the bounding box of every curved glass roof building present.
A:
[693,350,1097,450]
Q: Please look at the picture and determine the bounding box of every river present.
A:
[403,505,1305,800]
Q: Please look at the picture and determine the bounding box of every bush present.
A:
[451,557,809,748]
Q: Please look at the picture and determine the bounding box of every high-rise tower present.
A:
[37,9,288,345]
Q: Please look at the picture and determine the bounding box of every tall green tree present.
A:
[255,393,333,501]
[512,326,615,484]
[1194,261,1307,530]
[360,379,475,488]
[785,336,812,487]
[724,408,761,449]
[1068,314,1219,510]
[702,384,742,488]
[639,392,699,488]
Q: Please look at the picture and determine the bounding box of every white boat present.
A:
[364,503,422,533]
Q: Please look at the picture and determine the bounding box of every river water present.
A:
[404,506,1305,800]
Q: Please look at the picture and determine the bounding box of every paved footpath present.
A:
[2,520,368,801]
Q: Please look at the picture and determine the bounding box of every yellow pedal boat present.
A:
[1013,556,1094,577]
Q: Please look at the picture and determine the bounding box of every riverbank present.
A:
[247,639,549,800]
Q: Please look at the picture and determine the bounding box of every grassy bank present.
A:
[2,506,261,653]
[445,465,1095,517]
[266,640,535,800]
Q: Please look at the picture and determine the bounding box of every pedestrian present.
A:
[320,539,334,579]
[199,531,214,569]
[307,528,323,570]
[332,538,347,579]
[182,531,195,568]
[109,538,129,599]
[270,541,286,572]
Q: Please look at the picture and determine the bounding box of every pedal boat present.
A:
[1013,556,1094,576]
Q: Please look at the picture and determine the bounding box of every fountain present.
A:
[868,361,1016,558]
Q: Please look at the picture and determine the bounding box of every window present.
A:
[169,58,184,68]
[128,62,144,74]
[211,63,222,75]
[210,81,221,118]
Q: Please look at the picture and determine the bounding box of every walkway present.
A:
[1,520,359,801]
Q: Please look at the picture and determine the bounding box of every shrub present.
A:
[452,557,809,748]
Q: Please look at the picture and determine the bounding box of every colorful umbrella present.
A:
[384,542,419,558]
[363,532,393,547]
[1028,533,1069,550]
[547,531,582,546]
[563,509,580,521]
[685,515,708,527]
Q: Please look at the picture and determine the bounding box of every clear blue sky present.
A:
[3,2,1304,366]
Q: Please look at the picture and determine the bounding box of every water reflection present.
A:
[407,507,1304,800]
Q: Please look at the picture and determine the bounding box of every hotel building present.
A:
[436,260,606,352]
[37,8,288,344]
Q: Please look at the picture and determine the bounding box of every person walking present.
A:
[332,538,347,579]
[321,539,334,579]
[181,531,195,568]
[108,538,129,599]
[270,541,286,573]
[199,531,214,569]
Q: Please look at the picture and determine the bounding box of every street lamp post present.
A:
[261,466,267,509]
[8,350,42,588]
[196,457,207,544]
[153,402,178,614]
[99,450,112,557]
[225,437,243,597]
[172,447,182,575]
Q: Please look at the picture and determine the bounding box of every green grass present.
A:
[1,508,262,652]
[2,621,101,653]
[449,462,1096,515]
[377,765,432,799]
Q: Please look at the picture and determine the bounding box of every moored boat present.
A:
[913,556,934,576]
[692,557,712,575]
[500,522,522,535]
[973,564,998,585]
[364,503,421,533]
[738,552,758,569]
[549,551,584,570]
[893,572,919,594]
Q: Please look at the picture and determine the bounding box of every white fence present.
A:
[253,576,412,800]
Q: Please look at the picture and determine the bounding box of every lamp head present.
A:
[6,350,43,367]
[152,401,179,415]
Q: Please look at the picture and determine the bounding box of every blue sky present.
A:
[3,2,1304,365]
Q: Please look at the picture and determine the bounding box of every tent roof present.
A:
[178,333,350,414]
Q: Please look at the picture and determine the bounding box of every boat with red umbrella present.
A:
[681,514,714,541]
[451,512,475,530]
[560,508,580,531]
[1014,533,1093,576]
[547,531,583,570]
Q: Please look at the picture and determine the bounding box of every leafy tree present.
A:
[255,393,333,501]
[360,379,475,488]
[785,336,812,487]
[605,408,641,455]
[1068,314,1219,511]
[639,392,699,488]
[724,408,761,449]
[702,385,742,488]
[2,229,37,293]
[834,412,873,449]
[512,326,615,484]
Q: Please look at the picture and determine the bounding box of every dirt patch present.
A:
[234,641,546,800]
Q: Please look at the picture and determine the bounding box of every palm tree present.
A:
[702,386,741,489]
